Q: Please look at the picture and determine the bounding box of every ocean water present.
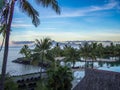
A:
[0,47,120,76]
[0,47,40,76]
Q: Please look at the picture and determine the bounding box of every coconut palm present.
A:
[34,37,52,78]
[51,43,63,57]
[109,42,115,59]
[0,0,60,89]
[19,44,31,60]
[63,46,80,68]
[47,65,73,90]
[80,42,91,68]
[80,42,91,60]
[96,43,104,60]
[90,43,97,60]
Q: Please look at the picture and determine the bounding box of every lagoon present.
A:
[0,47,120,77]
[0,47,40,75]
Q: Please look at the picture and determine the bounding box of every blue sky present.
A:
[0,0,120,45]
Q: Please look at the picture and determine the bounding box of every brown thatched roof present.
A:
[73,69,120,90]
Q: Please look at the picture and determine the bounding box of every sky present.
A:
[0,0,120,45]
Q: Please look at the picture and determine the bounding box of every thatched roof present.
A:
[73,68,120,90]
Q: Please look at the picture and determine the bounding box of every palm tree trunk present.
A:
[0,1,15,90]
[85,58,87,68]
[40,51,44,79]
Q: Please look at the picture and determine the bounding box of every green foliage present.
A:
[36,79,48,90]
[35,0,60,14]
[0,0,60,89]
[63,46,80,67]
[33,38,52,63]
[79,42,120,61]
[80,42,92,60]
[47,66,73,90]
[0,74,17,90]
[50,43,63,57]
[0,0,4,10]
[19,45,31,60]
[18,0,40,27]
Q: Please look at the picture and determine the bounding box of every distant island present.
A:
[7,40,120,48]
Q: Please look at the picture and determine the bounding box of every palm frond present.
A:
[35,37,52,50]
[19,0,40,27]
[35,0,60,14]
[0,24,6,37]
[0,24,6,52]
[0,0,5,10]
[0,5,9,24]
[0,37,5,51]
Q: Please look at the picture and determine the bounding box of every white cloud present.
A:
[90,0,118,11]
[11,23,33,28]
[40,27,57,30]
[42,0,119,18]
[10,30,120,41]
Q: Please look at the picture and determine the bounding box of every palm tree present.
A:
[51,43,62,57]
[63,46,79,68]
[0,0,60,89]
[34,37,52,78]
[89,42,98,68]
[109,42,115,60]
[115,44,120,60]
[96,43,104,60]
[90,43,97,60]
[47,65,73,90]
[19,44,31,60]
[80,42,91,68]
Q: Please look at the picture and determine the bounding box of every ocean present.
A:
[0,47,120,77]
[0,47,40,76]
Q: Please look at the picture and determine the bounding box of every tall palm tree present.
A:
[90,43,97,60]
[0,0,60,89]
[64,46,79,68]
[51,43,62,57]
[97,43,104,60]
[89,42,98,68]
[47,65,73,90]
[80,42,91,68]
[34,37,52,78]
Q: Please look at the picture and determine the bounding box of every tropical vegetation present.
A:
[19,40,120,69]
[47,65,73,90]
[0,0,60,89]
[19,44,31,60]
[0,74,17,90]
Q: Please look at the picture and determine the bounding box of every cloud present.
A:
[42,0,119,18]
[90,0,119,11]
[11,24,33,28]
[39,27,57,30]
[10,31,86,41]
[12,18,24,23]
[10,30,120,42]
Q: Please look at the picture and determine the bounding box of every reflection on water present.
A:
[98,61,120,72]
